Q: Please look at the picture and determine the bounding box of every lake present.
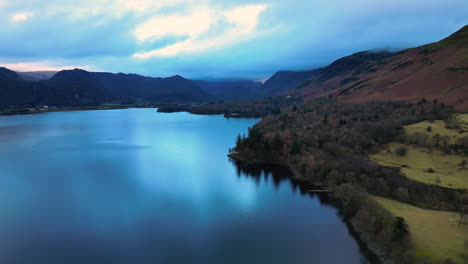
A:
[0,108,369,264]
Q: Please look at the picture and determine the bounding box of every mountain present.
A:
[0,67,23,81]
[39,69,106,106]
[288,25,468,111]
[253,69,321,98]
[0,68,211,108]
[194,80,262,101]
[18,71,57,81]
[94,72,210,102]
[0,67,37,106]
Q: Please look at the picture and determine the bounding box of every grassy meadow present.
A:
[372,196,468,263]
[370,113,468,189]
[404,113,468,144]
[370,143,467,189]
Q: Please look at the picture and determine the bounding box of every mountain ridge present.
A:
[194,80,262,101]
[281,25,468,111]
[0,67,23,81]
[0,68,211,107]
[253,69,321,98]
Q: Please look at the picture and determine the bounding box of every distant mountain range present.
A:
[13,70,300,102]
[1,68,303,107]
[2,25,467,110]
[0,68,211,107]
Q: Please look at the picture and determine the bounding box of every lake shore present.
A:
[0,104,157,116]
[228,153,395,264]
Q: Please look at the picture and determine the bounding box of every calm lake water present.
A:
[0,108,369,264]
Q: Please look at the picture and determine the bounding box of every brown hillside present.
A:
[294,26,468,111]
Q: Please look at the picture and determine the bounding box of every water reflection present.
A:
[231,158,336,209]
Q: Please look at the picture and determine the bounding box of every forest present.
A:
[230,98,467,263]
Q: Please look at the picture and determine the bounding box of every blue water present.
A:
[0,108,369,264]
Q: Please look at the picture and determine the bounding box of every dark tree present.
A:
[263,139,271,152]
[272,133,284,152]
[290,138,302,155]
[235,133,243,150]
[392,217,409,242]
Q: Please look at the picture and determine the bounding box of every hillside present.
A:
[0,68,210,108]
[194,80,262,101]
[287,25,468,111]
[0,67,38,106]
[0,67,23,81]
[254,69,321,98]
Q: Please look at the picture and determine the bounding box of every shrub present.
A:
[459,159,466,169]
[393,187,409,202]
[408,132,429,147]
[395,146,408,156]
[446,116,462,129]
[455,136,468,154]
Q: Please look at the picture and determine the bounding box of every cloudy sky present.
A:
[0,0,467,80]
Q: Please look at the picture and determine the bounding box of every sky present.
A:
[0,0,467,80]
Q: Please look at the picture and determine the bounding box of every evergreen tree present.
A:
[272,133,284,152]
[392,217,409,242]
[290,138,302,155]
[235,133,242,150]
[263,139,271,152]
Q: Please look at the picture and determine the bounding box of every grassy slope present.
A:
[371,143,467,189]
[372,196,467,263]
[370,113,468,189]
[294,26,468,112]
[404,113,468,144]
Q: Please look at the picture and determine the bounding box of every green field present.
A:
[404,113,468,144]
[371,143,467,189]
[370,114,468,189]
[372,196,468,263]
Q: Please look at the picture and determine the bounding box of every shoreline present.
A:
[228,153,395,264]
[0,105,258,119]
[0,105,157,116]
